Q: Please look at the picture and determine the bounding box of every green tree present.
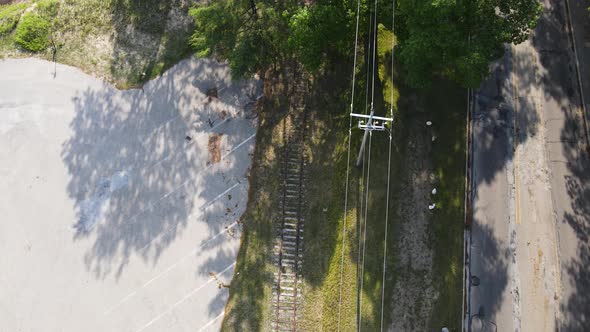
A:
[189,0,360,77]
[190,0,294,78]
[288,1,358,72]
[396,0,542,88]
[190,0,541,88]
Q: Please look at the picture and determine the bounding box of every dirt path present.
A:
[390,117,437,331]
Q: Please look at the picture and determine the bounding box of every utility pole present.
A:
[352,108,393,166]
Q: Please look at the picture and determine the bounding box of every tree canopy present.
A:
[190,0,541,88]
[396,0,542,87]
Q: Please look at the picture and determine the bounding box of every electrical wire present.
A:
[379,129,393,331]
[356,3,374,328]
[370,0,378,111]
[356,126,369,329]
[379,0,395,330]
[359,0,378,329]
[364,2,374,117]
[337,0,362,329]
[358,131,373,332]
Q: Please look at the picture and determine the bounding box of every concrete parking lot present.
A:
[0,58,259,332]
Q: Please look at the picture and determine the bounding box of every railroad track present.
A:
[271,80,308,332]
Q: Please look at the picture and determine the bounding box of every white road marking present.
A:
[100,132,253,315]
[143,116,229,171]
[158,132,255,202]
[93,131,255,234]
[103,220,239,315]
[133,263,236,332]
[211,117,229,130]
[197,312,225,332]
[221,133,256,159]
[201,182,242,211]
[135,179,246,253]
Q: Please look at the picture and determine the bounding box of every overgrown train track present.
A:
[271,81,308,332]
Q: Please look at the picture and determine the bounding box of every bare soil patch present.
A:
[208,134,222,164]
[390,117,438,331]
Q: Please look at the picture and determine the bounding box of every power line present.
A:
[356,124,369,329]
[356,3,374,329]
[345,0,395,329]
[370,0,378,111]
[355,0,376,166]
[337,0,362,329]
[356,2,374,328]
[358,131,373,332]
[364,3,374,117]
[380,0,395,330]
[379,128,393,332]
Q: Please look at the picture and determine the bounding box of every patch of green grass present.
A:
[299,112,362,331]
[0,2,28,35]
[37,0,59,18]
[353,118,406,331]
[295,26,405,331]
[15,12,50,52]
[377,23,399,111]
[296,27,465,330]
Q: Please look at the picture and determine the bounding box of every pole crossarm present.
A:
[350,112,393,122]
[359,122,386,131]
[353,109,394,166]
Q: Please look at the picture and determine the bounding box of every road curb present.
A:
[462,88,474,332]
[564,0,590,151]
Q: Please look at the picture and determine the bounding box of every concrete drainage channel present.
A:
[271,80,309,332]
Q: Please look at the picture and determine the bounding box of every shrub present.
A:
[15,13,50,52]
[0,3,28,35]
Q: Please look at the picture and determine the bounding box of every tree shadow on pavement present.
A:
[198,246,238,319]
[468,222,509,331]
[473,45,539,187]
[62,58,259,281]
[474,0,582,187]
[559,102,590,330]
[534,1,590,329]
[473,0,590,328]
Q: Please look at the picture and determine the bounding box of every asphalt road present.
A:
[470,0,590,330]
[0,58,259,332]
[470,46,519,331]
[555,0,590,329]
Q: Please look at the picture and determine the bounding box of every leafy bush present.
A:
[15,13,50,52]
[0,3,28,35]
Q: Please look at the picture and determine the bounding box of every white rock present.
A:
[432,188,437,195]
[426,121,432,126]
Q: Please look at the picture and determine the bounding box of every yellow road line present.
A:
[512,46,522,225]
